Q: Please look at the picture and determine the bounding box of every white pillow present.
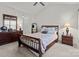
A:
[47,28,55,34]
[41,27,47,32]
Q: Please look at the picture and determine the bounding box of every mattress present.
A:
[20,32,57,53]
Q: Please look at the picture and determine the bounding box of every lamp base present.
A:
[66,27,69,35]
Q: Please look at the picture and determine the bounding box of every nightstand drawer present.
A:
[62,35,73,39]
[62,39,72,43]
[62,41,73,46]
[62,38,72,41]
[62,39,73,43]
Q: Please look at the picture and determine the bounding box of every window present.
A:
[3,14,17,30]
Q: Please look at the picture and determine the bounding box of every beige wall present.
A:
[0,5,25,30]
[27,4,79,48]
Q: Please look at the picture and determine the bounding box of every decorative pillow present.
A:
[41,31,47,34]
[41,27,48,34]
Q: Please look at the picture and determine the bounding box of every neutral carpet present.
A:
[0,41,79,57]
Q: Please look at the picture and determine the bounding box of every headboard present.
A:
[41,25,59,39]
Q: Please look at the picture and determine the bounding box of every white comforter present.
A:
[21,32,57,53]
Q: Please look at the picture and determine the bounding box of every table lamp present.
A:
[19,24,22,31]
[64,23,70,35]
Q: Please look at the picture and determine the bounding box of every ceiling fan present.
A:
[33,2,45,6]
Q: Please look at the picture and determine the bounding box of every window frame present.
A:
[3,14,17,30]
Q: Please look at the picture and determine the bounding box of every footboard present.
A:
[18,35,42,57]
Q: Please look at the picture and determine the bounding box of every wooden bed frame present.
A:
[18,25,59,57]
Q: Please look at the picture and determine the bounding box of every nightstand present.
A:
[62,35,73,46]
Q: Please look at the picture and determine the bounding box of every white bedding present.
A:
[21,32,57,53]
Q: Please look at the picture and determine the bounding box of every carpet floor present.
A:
[0,41,79,57]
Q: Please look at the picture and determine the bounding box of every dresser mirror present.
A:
[31,23,38,33]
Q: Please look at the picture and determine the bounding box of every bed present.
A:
[18,25,59,57]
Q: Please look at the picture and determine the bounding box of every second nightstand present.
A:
[62,35,73,46]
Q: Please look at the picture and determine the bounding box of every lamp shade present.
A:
[64,23,70,27]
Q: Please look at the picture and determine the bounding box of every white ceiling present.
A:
[0,2,49,16]
[0,2,79,17]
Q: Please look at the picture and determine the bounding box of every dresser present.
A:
[0,31,22,45]
[62,35,73,46]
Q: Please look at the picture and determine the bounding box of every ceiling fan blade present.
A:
[40,2,45,6]
[33,2,38,6]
